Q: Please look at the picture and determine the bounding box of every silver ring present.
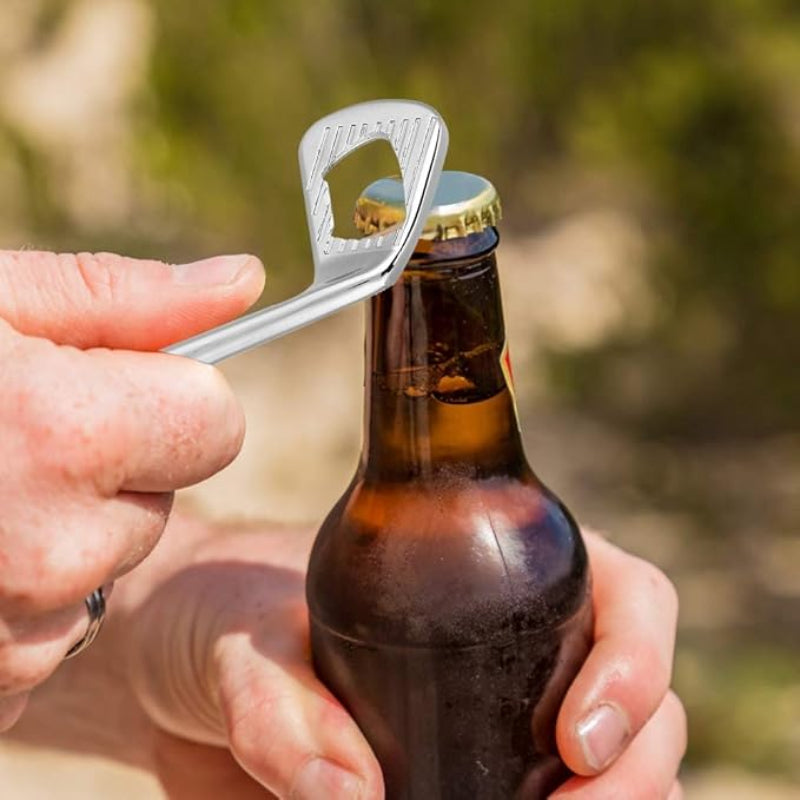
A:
[64,587,106,659]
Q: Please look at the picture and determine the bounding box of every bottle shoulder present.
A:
[306,474,590,647]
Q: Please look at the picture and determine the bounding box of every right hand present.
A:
[123,524,683,800]
[0,249,264,731]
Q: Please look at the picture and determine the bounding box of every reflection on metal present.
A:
[166,99,448,364]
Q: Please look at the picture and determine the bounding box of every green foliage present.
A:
[676,642,800,779]
[7,0,798,432]
[562,16,800,436]
[135,0,799,434]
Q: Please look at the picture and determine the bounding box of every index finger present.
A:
[85,348,246,494]
[11,337,245,495]
[555,531,679,776]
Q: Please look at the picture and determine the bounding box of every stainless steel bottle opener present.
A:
[165,99,448,364]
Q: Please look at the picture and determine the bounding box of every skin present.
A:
[0,250,686,798]
[0,249,265,729]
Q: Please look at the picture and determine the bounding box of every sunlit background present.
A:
[0,1,798,797]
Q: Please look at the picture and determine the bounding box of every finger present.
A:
[0,491,171,614]
[0,603,93,695]
[93,350,246,492]
[8,336,245,494]
[0,583,117,709]
[0,693,29,732]
[667,780,684,800]
[552,690,687,799]
[556,532,679,775]
[220,645,383,800]
[0,250,265,350]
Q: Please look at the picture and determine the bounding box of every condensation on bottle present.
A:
[307,171,593,800]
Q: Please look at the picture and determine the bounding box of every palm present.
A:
[129,525,372,798]
[128,523,684,800]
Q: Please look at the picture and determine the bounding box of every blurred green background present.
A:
[1,0,798,796]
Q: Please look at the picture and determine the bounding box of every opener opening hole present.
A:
[325,139,405,240]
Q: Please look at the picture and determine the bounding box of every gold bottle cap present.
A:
[355,170,502,241]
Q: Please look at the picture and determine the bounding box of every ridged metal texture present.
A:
[166,100,448,364]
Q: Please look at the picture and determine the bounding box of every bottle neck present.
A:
[361,229,529,483]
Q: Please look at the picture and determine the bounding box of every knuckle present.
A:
[637,776,665,800]
[72,252,123,306]
[654,567,679,619]
[0,641,58,695]
[16,360,129,495]
[114,493,172,577]
[5,570,77,616]
[664,689,688,756]
[35,417,113,489]
[2,341,57,435]
[1,495,168,615]
[633,638,673,696]
[198,364,243,437]
[220,401,246,465]
[228,686,290,758]
[224,673,295,780]
[3,350,98,480]
[633,557,679,621]
[605,637,673,718]
[38,556,98,611]
[2,533,112,613]
[173,363,245,466]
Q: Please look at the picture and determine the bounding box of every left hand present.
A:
[118,522,685,800]
[0,249,264,733]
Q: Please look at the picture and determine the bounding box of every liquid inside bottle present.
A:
[307,192,593,799]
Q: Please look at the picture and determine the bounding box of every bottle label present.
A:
[501,341,515,388]
[500,340,519,412]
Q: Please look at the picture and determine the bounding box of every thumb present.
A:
[0,250,265,349]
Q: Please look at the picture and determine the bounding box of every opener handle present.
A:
[165,274,381,364]
[165,100,448,364]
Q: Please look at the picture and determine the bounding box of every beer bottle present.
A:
[307,171,593,799]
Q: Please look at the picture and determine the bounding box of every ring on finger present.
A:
[64,586,107,660]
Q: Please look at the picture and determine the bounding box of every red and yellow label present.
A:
[501,341,515,388]
[500,340,519,412]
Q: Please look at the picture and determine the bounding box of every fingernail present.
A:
[292,757,363,800]
[576,702,631,771]
[172,254,255,286]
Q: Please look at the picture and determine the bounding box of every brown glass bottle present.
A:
[307,175,593,799]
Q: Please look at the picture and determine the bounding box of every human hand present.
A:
[0,249,264,732]
[553,531,686,799]
[124,523,684,799]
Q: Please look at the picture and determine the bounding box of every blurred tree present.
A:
[2,0,798,434]
[141,0,800,435]
[1,1,797,786]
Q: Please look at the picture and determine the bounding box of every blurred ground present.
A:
[2,222,798,796]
